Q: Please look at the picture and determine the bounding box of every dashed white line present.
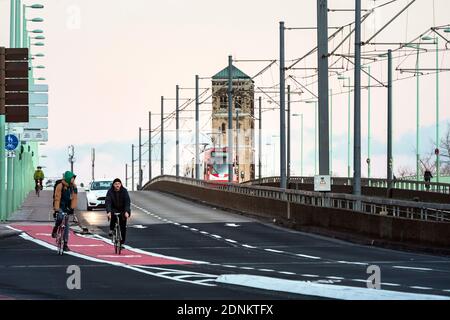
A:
[409,286,433,290]
[326,276,345,280]
[240,267,255,270]
[264,249,284,253]
[296,254,321,260]
[223,265,237,268]
[200,231,209,235]
[242,244,257,249]
[211,235,222,239]
[382,283,401,287]
[301,274,319,278]
[393,266,433,271]
[351,279,368,283]
[278,271,296,275]
[225,239,237,243]
[259,269,275,272]
[337,261,368,266]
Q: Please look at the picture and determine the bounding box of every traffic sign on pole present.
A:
[5,133,19,151]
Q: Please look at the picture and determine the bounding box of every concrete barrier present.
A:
[146,180,450,254]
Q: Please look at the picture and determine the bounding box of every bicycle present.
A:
[112,212,122,255]
[35,180,42,197]
[55,211,69,255]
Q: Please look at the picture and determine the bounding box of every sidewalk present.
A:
[0,190,84,238]
[8,190,54,222]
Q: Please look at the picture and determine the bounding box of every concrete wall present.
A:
[147,181,450,252]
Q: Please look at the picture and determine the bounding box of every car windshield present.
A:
[90,181,112,190]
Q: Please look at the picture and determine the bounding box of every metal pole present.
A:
[227,56,234,183]
[236,108,239,182]
[436,38,440,183]
[10,0,15,48]
[387,50,393,192]
[348,78,351,179]
[149,111,152,181]
[367,66,371,180]
[91,148,95,181]
[315,102,317,175]
[353,0,362,196]
[161,96,164,176]
[258,97,262,183]
[317,0,330,176]
[329,89,333,175]
[125,164,128,188]
[139,127,142,189]
[0,48,6,221]
[416,47,420,181]
[15,0,21,47]
[131,144,135,191]
[287,85,291,183]
[195,75,200,180]
[22,4,26,48]
[176,84,180,177]
[279,21,287,189]
[301,114,304,176]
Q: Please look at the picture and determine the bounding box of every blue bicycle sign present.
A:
[5,134,19,151]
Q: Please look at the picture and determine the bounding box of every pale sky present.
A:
[0,0,449,185]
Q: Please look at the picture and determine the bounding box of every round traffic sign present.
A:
[5,134,19,151]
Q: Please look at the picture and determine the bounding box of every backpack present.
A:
[52,179,63,209]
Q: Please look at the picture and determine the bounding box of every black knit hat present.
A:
[113,178,122,184]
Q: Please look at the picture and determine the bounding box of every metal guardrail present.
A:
[144,175,450,223]
[242,176,450,195]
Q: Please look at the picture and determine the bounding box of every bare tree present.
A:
[440,123,450,175]
[397,166,415,179]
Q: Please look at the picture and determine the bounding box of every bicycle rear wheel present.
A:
[115,223,122,255]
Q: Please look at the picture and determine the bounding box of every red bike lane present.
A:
[9,224,193,266]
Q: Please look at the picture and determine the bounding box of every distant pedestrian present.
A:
[424,169,433,191]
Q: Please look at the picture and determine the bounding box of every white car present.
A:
[85,180,113,211]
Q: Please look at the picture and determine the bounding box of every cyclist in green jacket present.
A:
[33,166,45,192]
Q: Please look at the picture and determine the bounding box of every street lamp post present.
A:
[305,101,318,175]
[422,35,440,183]
[293,114,304,177]
[338,76,352,179]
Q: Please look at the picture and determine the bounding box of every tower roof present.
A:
[212,65,251,80]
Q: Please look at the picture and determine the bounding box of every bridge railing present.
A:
[242,176,450,195]
[144,175,450,223]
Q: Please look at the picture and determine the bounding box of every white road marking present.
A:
[225,223,240,227]
[279,271,296,275]
[326,276,345,280]
[12,228,216,287]
[225,239,237,243]
[242,244,257,249]
[382,283,401,287]
[337,261,368,266]
[211,235,222,239]
[264,249,284,253]
[70,244,104,247]
[222,265,237,268]
[97,255,142,258]
[296,254,321,260]
[216,275,450,300]
[409,286,433,290]
[351,279,368,283]
[301,274,319,278]
[259,269,275,272]
[240,267,255,270]
[393,266,433,271]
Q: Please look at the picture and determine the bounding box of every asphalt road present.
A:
[1,190,450,300]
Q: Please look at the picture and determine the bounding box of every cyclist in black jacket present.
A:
[106,178,131,246]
